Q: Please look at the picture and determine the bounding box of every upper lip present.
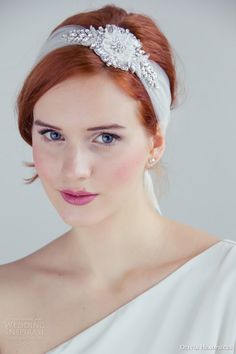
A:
[61,189,98,197]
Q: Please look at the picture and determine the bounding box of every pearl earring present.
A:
[148,157,156,165]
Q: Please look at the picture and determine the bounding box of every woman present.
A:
[0,4,235,354]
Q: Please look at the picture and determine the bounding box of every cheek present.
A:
[111,148,146,183]
[32,145,56,181]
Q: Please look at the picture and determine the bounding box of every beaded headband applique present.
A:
[61,24,159,89]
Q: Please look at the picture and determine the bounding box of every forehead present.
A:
[33,73,141,130]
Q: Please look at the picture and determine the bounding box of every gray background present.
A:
[0,0,235,264]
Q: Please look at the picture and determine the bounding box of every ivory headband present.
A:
[34,24,172,215]
[35,24,171,135]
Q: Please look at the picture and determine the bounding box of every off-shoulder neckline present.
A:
[46,238,234,353]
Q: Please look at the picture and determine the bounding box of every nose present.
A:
[61,145,92,180]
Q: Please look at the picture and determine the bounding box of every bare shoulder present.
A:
[0,254,60,353]
[0,232,68,344]
[0,233,68,310]
[0,260,33,349]
[0,259,31,311]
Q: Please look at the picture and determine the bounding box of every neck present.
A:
[63,193,166,286]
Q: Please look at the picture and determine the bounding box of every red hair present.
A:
[17,4,178,184]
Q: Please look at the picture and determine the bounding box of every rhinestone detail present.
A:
[61,24,159,88]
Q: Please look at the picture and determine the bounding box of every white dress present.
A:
[46,238,236,354]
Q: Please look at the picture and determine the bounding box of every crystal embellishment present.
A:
[61,24,159,88]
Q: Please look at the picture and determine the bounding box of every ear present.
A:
[147,125,166,162]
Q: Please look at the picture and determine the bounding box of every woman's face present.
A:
[32,72,155,226]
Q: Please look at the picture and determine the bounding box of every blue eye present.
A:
[38,129,63,141]
[95,133,121,147]
[37,129,121,148]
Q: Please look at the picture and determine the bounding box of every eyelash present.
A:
[37,129,121,148]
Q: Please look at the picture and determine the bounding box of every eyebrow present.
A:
[33,120,126,131]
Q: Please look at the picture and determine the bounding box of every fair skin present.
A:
[31,71,167,285]
[0,72,220,354]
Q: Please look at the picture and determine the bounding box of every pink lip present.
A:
[60,192,98,206]
[61,189,97,197]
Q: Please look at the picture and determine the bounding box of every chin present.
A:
[55,204,107,227]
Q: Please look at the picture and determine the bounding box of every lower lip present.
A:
[60,192,98,206]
